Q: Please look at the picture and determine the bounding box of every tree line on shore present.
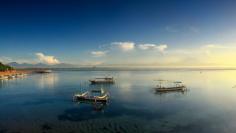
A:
[0,62,14,71]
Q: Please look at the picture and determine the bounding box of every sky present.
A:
[1,0,236,67]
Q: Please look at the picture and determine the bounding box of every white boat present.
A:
[154,80,187,92]
[73,88,109,103]
[89,77,114,84]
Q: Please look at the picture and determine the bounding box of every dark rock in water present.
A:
[41,124,52,130]
[0,129,8,133]
[35,70,52,74]
[102,126,108,130]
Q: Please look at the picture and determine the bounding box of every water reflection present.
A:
[2,70,236,133]
[118,82,132,92]
[37,73,59,88]
[75,101,108,112]
[0,77,27,89]
[0,80,7,88]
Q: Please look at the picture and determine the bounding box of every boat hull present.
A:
[155,86,186,92]
[74,96,108,103]
[90,80,114,84]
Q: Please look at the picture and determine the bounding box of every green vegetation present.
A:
[0,62,14,71]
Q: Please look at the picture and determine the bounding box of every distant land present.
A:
[7,62,77,69]
[0,62,14,71]
[6,62,236,71]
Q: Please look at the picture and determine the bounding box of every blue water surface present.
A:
[0,70,236,133]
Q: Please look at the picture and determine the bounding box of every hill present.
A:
[0,62,14,71]
[7,62,77,69]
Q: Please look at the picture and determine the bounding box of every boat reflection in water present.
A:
[75,100,108,112]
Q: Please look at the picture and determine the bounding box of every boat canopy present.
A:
[155,79,183,83]
[173,81,182,84]
[95,77,113,79]
[155,80,185,87]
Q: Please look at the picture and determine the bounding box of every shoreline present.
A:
[0,70,32,77]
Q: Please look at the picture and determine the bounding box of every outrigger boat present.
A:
[89,77,114,84]
[73,88,109,103]
[154,80,187,92]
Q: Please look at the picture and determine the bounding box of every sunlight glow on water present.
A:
[0,70,236,133]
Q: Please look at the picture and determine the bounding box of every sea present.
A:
[0,69,236,133]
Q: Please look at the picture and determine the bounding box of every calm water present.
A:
[0,70,236,133]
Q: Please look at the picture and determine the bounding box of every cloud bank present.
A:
[88,42,236,67]
[112,42,135,51]
[203,44,235,49]
[0,56,12,63]
[138,44,167,52]
[91,51,107,57]
[35,53,60,65]
[110,42,168,52]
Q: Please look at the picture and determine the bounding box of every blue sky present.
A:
[1,0,236,66]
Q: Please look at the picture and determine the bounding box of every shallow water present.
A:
[0,70,236,133]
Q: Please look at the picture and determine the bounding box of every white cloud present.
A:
[138,44,168,52]
[203,44,225,49]
[204,44,217,48]
[91,51,107,57]
[203,44,233,49]
[0,56,12,63]
[35,53,60,65]
[112,42,135,51]
[138,44,157,50]
[157,44,168,52]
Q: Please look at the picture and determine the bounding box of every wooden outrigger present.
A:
[89,77,114,84]
[154,80,187,92]
[73,88,109,103]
